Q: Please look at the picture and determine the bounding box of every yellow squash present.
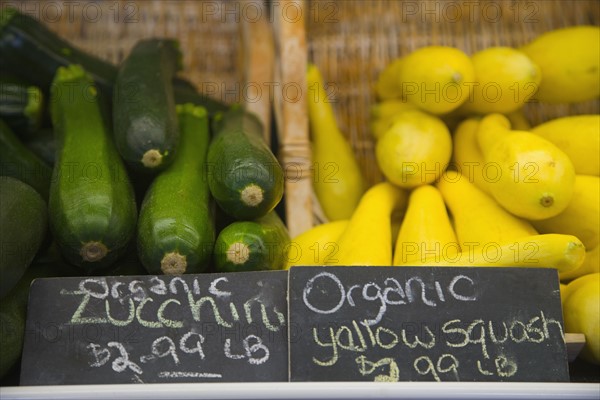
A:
[478,112,511,132]
[437,174,538,250]
[375,58,404,100]
[285,220,349,268]
[370,99,417,120]
[451,117,491,195]
[415,233,585,275]
[531,115,600,176]
[521,26,600,104]
[560,245,600,282]
[532,175,599,250]
[369,100,417,140]
[477,113,576,220]
[393,185,459,265]
[307,64,366,221]
[505,109,531,131]
[562,273,600,365]
[376,110,452,188]
[460,47,541,114]
[335,182,407,266]
[397,46,475,114]
[390,207,405,252]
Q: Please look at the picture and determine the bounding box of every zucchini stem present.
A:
[240,184,264,207]
[80,241,108,262]
[142,149,163,168]
[226,242,250,265]
[161,252,187,275]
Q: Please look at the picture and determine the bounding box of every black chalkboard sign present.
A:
[21,271,288,385]
[288,266,569,382]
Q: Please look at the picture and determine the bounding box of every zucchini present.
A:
[113,39,181,170]
[49,65,137,272]
[0,8,117,97]
[0,251,77,379]
[0,9,225,124]
[208,106,284,219]
[0,119,52,200]
[137,104,215,275]
[0,176,48,300]
[0,75,43,137]
[0,284,26,379]
[214,211,290,272]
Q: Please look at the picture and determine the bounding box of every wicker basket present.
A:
[14,0,600,237]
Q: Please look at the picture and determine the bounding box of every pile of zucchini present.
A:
[0,8,290,380]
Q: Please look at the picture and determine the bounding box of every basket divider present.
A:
[273,0,314,238]
[240,0,275,144]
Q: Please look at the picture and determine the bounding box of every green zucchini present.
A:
[49,65,137,272]
[208,106,284,220]
[137,104,215,275]
[0,119,52,200]
[113,39,181,170]
[0,284,26,379]
[213,211,290,272]
[19,85,223,170]
[0,250,78,379]
[0,8,117,97]
[0,176,48,300]
[0,9,228,116]
[0,75,43,137]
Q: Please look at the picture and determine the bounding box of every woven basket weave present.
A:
[14,0,600,237]
[307,0,600,185]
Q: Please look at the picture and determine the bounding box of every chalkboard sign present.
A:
[21,271,288,385]
[288,266,569,382]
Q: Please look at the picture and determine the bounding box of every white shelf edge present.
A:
[1,381,599,400]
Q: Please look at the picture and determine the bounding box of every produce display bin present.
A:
[1,0,599,398]
[301,0,600,225]
[2,0,598,235]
